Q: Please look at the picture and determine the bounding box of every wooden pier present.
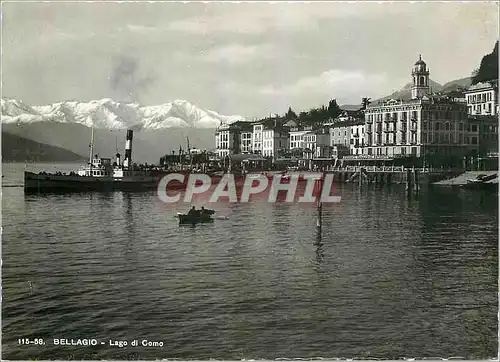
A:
[323,166,460,187]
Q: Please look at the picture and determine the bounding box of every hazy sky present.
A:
[2,1,498,118]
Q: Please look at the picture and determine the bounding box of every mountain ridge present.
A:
[1,98,247,130]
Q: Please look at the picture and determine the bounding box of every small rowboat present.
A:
[177,213,214,225]
[177,208,216,225]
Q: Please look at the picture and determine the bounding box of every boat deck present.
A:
[432,171,498,186]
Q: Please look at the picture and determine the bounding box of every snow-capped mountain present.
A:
[1,98,247,129]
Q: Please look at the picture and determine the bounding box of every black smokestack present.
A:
[124,130,133,168]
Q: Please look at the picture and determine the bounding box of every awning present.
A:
[230,154,268,162]
[343,155,395,161]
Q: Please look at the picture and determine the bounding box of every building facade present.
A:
[349,123,365,155]
[215,121,253,158]
[464,81,498,116]
[251,123,263,155]
[303,128,331,159]
[215,123,235,158]
[362,56,481,166]
[251,121,289,159]
[364,98,476,161]
[262,129,288,158]
[240,132,253,154]
[329,124,350,148]
[469,115,499,157]
[289,128,310,150]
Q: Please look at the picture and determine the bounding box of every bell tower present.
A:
[411,55,430,99]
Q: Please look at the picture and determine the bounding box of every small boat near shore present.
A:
[177,208,216,225]
[461,173,498,190]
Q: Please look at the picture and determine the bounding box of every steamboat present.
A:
[24,129,181,193]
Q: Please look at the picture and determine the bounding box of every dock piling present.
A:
[405,168,412,193]
[314,174,324,245]
[414,168,420,193]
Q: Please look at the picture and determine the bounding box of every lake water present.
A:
[1,163,498,360]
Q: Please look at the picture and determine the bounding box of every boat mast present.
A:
[89,117,95,175]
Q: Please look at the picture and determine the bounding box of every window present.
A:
[471,124,478,132]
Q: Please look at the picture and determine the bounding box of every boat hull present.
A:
[23,171,185,194]
[177,214,214,225]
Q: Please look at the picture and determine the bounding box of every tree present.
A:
[298,111,309,123]
[361,97,371,110]
[285,107,298,120]
[472,40,498,85]
[309,108,322,123]
[327,99,342,119]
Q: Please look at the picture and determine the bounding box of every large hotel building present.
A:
[363,56,479,163]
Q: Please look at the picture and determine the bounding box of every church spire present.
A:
[411,55,430,99]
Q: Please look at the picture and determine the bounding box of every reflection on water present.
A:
[1,163,498,359]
